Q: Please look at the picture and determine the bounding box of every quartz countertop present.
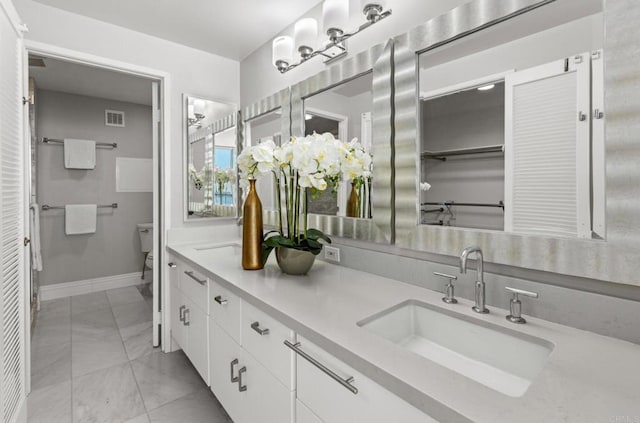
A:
[168,240,640,423]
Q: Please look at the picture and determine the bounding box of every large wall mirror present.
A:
[393,0,638,285]
[183,95,238,220]
[242,88,291,215]
[290,40,394,243]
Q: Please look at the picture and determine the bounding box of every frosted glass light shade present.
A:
[188,104,195,119]
[193,99,205,116]
[322,0,349,34]
[272,36,294,66]
[295,18,318,50]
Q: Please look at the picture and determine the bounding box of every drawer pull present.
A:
[179,305,186,322]
[284,340,358,394]
[230,358,240,383]
[168,262,177,268]
[214,295,228,306]
[183,309,190,326]
[184,270,207,286]
[238,366,247,392]
[250,321,270,336]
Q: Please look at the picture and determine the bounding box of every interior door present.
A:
[0,0,27,421]
[151,81,161,347]
[504,52,591,238]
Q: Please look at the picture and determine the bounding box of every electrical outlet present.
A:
[324,246,341,263]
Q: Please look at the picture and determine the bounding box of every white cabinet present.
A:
[210,321,244,422]
[168,258,210,385]
[294,336,438,423]
[296,400,324,423]
[209,291,294,423]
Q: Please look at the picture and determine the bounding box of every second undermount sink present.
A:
[357,300,554,397]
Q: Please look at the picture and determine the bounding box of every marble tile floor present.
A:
[28,286,232,423]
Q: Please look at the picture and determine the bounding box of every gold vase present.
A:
[242,179,264,270]
[346,182,359,218]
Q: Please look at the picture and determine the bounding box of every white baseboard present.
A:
[39,272,143,301]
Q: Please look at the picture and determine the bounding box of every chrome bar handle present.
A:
[184,270,207,286]
[238,366,247,392]
[434,272,458,304]
[183,309,190,326]
[179,305,185,322]
[250,321,270,336]
[168,262,177,268]
[230,358,239,383]
[214,295,228,306]
[284,340,358,394]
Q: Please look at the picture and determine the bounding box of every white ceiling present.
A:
[30,57,153,105]
[32,0,324,60]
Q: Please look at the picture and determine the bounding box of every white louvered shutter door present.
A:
[0,1,27,422]
[504,53,591,238]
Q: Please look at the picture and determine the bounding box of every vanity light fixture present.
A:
[272,0,391,74]
[477,84,496,91]
[188,99,206,128]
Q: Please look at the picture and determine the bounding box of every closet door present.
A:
[0,0,27,422]
[504,52,591,238]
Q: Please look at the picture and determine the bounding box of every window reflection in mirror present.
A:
[244,109,282,211]
[185,95,236,219]
[418,1,604,239]
[304,71,373,218]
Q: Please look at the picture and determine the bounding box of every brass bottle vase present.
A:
[242,179,264,270]
[346,182,359,218]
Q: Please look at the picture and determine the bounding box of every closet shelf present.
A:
[421,144,504,161]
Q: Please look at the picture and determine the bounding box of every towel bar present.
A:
[41,137,118,148]
[42,203,118,211]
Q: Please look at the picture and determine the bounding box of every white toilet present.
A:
[137,223,153,279]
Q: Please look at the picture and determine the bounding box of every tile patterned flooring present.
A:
[28,286,233,423]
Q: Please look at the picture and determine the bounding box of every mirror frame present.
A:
[182,94,240,222]
[392,0,640,286]
[289,39,395,244]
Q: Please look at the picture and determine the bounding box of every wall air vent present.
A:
[105,109,125,127]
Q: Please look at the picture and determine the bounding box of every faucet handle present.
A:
[434,272,458,304]
[505,287,538,324]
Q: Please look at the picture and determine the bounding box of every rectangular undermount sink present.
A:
[357,300,554,397]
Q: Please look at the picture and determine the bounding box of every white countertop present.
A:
[168,240,640,423]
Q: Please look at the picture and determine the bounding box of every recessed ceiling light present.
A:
[477,84,495,91]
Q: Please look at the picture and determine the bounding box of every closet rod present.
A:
[422,144,504,160]
[421,201,504,209]
[41,137,118,148]
[42,203,118,211]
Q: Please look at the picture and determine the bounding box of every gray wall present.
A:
[37,90,152,285]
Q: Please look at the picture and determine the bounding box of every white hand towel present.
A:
[64,138,96,169]
[30,204,43,271]
[65,204,97,235]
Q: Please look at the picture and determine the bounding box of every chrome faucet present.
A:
[460,246,489,314]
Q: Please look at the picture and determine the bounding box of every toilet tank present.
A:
[137,223,153,253]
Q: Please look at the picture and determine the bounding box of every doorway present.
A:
[24,47,168,395]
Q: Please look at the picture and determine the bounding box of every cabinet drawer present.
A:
[210,280,241,343]
[295,336,438,423]
[180,265,209,315]
[241,301,296,390]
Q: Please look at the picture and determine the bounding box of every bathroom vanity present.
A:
[167,240,640,423]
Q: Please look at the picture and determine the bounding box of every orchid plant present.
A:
[237,132,372,264]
